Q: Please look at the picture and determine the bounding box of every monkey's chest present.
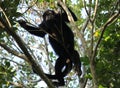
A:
[50,30,72,47]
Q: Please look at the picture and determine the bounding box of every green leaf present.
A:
[81,56,89,65]
[99,85,107,88]
[5,61,10,68]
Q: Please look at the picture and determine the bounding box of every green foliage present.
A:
[81,56,89,65]
[0,0,119,87]
[96,19,120,87]
[0,0,21,38]
[0,59,16,87]
[0,0,21,22]
[98,85,107,88]
[96,0,119,27]
[49,52,56,62]
[38,0,54,3]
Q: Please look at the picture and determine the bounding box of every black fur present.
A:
[18,6,81,86]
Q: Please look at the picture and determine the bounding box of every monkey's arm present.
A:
[18,20,46,37]
[58,3,77,22]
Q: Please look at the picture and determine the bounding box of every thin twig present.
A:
[2,57,24,66]
[92,11,120,61]
[81,17,89,33]
[44,37,54,74]
[0,7,11,27]
[83,0,92,23]
[58,0,88,55]
[0,42,28,62]
[0,10,55,88]
[23,0,38,14]
[92,0,99,22]
[83,0,90,18]
[9,82,23,88]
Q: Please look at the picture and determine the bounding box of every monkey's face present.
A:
[43,10,56,21]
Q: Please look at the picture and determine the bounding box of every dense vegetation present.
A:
[0,0,119,88]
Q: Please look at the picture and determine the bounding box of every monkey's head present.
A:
[43,10,56,21]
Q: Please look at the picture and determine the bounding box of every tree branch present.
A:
[92,11,120,61]
[83,0,92,23]
[10,82,23,88]
[0,7,55,88]
[58,0,88,55]
[92,0,99,22]
[0,7,11,27]
[0,42,28,62]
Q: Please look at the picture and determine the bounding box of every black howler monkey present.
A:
[18,4,81,86]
